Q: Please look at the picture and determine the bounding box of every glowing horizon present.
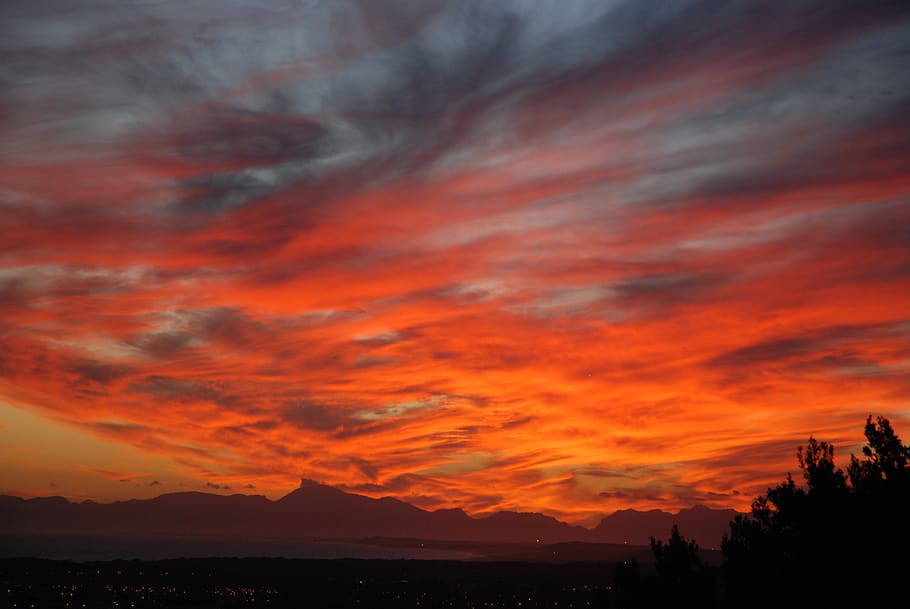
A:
[2,0,909,526]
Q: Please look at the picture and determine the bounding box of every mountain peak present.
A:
[1,484,741,548]
[592,504,739,547]
[279,479,345,500]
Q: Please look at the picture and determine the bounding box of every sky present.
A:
[1,0,909,526]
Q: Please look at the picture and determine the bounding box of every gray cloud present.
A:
[129,375,224,404]
[282,400,352,432]
[709,322,910,369]
[72,361,133,386]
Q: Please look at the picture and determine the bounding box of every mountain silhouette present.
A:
[0,481,737,547]
[590,504,739,548]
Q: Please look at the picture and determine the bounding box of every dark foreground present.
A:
[1,557,641,608]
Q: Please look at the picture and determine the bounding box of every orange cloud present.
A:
[2,0,909,524]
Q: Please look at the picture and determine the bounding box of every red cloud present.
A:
[2,0,909,522]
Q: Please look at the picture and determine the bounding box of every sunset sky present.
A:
[2,0,909,526]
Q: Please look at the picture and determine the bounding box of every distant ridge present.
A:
[590,504,739,548]
[0,480,738,547]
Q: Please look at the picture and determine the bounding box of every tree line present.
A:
[611,415,909,607]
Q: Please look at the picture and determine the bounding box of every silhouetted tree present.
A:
[847,415,910,490]
[722,415,910,607]
[798,438,848,497]
[650,525,715,607]
[650,525,700,583]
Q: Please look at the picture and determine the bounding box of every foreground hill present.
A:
[0,480,738,548]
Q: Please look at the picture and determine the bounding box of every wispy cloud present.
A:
[1,0,909,521]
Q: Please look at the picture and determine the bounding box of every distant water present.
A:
[0,534,476,562]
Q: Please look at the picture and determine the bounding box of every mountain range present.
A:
[1,479,739,549]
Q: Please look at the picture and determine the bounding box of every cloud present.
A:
[72,466,148,483]
[1,0,909,520]
[282,401,352,433]
[707,322,910,395]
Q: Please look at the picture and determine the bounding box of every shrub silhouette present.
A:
[650,525,701,584]
[722,415,910,607]
[649,525,715,607]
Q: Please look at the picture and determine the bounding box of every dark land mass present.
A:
[1,479,739,559]
[360,537,722,565]
[591,504,737,549]
[4,415,904,607]
[0,556,633,608]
